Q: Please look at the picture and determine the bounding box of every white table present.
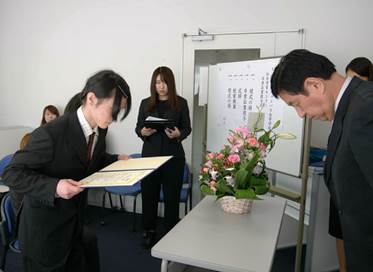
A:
[151,196,286,272]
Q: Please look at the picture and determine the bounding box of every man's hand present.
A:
[56,179,84,199]
[141,127,157,137]
[165,127,180,139]
[118,154,130,160]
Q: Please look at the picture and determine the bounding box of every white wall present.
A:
[0,0,371,155]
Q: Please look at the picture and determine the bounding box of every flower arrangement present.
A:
[200,118,295,201]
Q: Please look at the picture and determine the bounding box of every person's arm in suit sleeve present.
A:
[135,99,147,141]
[177,98,192,142]
[2,127,58,207]
[350,101,373,190]
[102,152,118,166]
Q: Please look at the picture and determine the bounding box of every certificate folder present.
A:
[79,156,172,188]
[144,120,176,130]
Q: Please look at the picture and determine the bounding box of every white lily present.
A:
[277,133,296,140]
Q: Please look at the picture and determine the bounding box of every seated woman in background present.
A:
[329,56,373,272]
[40,104,60,125]
[10,133,31,216]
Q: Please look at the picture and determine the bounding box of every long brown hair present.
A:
[20,133,31,150]
[147,66,179,113]
[41,105,60,125]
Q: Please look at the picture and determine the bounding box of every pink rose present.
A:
[230,146,239,153]
[202,167,209,173]
[259,143,267,151]
[205,160,213,168]
[228,154,240,163]
[208,152,216,159]
[247,137,258,147]
[228,134,237,144]
[217,153,225,160]
[235,126,250,138]
[209,180,217,192]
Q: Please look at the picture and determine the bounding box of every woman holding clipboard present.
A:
[135,66,191,248]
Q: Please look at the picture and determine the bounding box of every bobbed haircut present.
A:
[148,66,179,112]
[345,57,373,81]
[271,49,336,98]
[80,70,131,121]
[41,105,60,125]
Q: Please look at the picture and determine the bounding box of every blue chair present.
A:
[159,163,192,215]
[0,154,13,178]
[0,193,21,270]
[0,155,12,195]
[101,153,142,231]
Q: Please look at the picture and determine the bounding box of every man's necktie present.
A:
[86,132,95,162]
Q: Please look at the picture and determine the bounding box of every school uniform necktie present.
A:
[86,132,95,162]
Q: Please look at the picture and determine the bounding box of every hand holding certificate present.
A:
[79,156,172,188]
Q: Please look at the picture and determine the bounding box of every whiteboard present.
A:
[206,58,304,177]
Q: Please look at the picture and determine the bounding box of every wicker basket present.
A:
[219,196,253,214]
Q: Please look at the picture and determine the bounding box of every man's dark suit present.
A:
[3,112,117,271]
[325,77,373,270]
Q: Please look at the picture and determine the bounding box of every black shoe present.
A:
[142,230,156,249]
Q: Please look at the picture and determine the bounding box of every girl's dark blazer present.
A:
[3,112,117,265]
[135,96,191,158]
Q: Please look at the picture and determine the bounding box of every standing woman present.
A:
[328,56,373,272]
[41,104,60,125]
[136,66,191,247]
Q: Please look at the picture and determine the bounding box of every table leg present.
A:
[161,259,168,272]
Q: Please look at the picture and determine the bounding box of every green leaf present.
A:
[216,180,235,195]
[216,193,225,199]
[235,188,257,199]
[253,184,270,195]
[200,184,215,195]
[235,168,250,189]
[244,152,260,173]
[272,120,281,129]
[251,176,268,186]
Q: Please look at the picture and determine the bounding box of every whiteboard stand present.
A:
[268,117,311,272]
[295,117,312,272]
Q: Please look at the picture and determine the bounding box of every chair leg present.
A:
[108,193,114,209]
[132,196,137,232]
[189,189,192,212]
[119,195,125,210]
[100,191,107,226]
[0,245,9,270]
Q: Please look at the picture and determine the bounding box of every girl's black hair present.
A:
[345,57,373,81]
[80,70,131,121]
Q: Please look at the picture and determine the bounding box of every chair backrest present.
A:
[130,153,142,159]
[0,154,13,178]
[0,193,16,243]
[183,164,190,185]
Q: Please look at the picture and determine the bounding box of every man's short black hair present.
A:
[271,49,336,98]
